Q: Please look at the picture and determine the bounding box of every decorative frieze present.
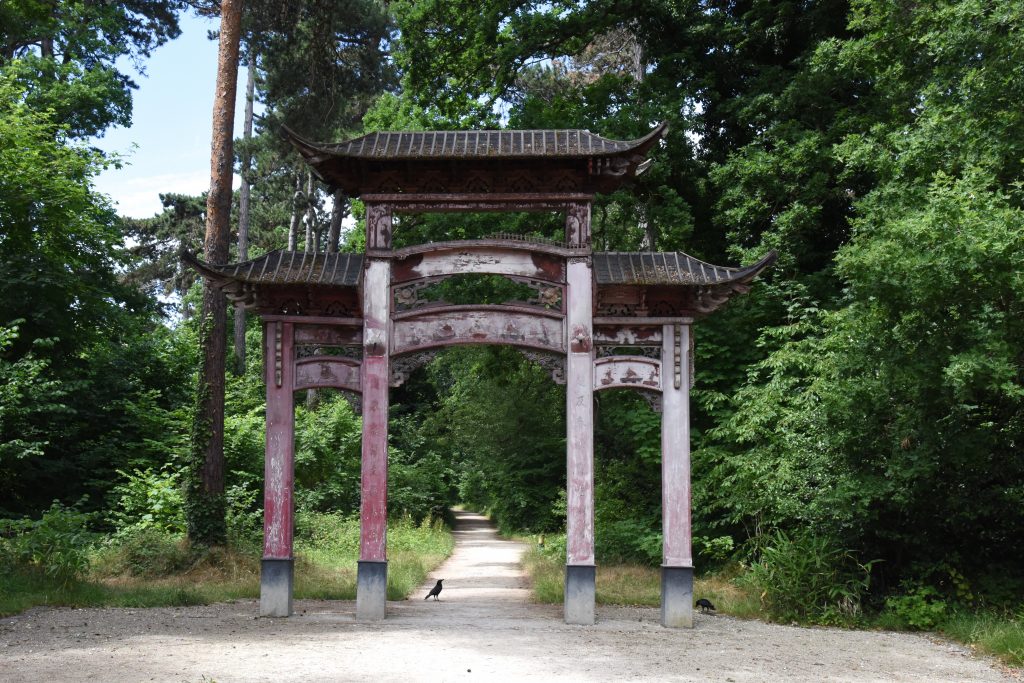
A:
[389,349,442,387]
[516,348,567,384]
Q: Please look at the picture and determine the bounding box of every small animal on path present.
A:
[695,598,716,613]
[424,579,444,601]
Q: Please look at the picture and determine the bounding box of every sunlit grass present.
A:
[0,515,453,616]
[939,611,1024,668]
[522,544,760,615]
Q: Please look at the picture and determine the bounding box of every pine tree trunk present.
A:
[188,0,242,547]
[304,171,315,252]
[327,189,344,253]
[288,173,302,251]
[233,57,256,377]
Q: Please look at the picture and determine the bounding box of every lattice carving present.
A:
[565,202,591,247]
[295,344,362,360]
[638,389,662,413]
[694,283,750,314]
[339,390,362,415]
[390,349,441,387]
[393,276,563,312]
[393,281,434,312]
[367,204,393,249]
[517,349,567,384]
[595,346,661,359]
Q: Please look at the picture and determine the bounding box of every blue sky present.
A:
[92,12,251,219]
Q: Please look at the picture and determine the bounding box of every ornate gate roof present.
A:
[282,123,669,195]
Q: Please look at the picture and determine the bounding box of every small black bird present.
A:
[424,579,444,601]
[695,598,716,613]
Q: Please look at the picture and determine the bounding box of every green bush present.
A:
[225,473,262,549]
[91,527,193,578]
[108,467,186,536]
[885,584,948,630]
[747,529,875,624]
[1,500,96,585]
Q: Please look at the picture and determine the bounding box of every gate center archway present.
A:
[187,123,775,627]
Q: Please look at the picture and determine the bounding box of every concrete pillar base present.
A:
[356,560,388,621]
[564,564,596,625]
[259,558,294,617]
[661,565,694,628]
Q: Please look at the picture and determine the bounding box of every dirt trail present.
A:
[0,511,1014,682]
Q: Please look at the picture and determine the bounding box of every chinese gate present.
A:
[188,123,775,627]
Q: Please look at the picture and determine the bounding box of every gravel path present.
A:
[0,511,1015,682]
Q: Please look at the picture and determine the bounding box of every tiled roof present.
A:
[184,250,363,287]
[284,123,668,161]
[593,251,777,286]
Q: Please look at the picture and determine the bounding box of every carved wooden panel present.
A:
[392,248,565,283]
[392,309,564,354]
[294,324,362,345]
[294,358,361,392]
[594,357,662,391]
[593,325,663,345]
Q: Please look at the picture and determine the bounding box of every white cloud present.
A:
[94,170,241,219]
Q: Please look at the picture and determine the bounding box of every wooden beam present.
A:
[294,357,361,392]
[360,258,390,564]
[392,309,565,355]
[263,321,295,561]
[661,323,692,567]
[565,254,595,624]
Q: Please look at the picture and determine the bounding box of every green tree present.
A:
[0,0,185,138]
[0,74,190,516]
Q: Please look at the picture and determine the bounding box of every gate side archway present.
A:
[186,123,775,628]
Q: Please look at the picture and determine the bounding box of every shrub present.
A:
[107,467,186,536]
[885,584,948,630]
[747,529,875,624]
[91,527,193,578]
[1,500,96,585]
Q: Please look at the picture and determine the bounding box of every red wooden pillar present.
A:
[260,320,295,617]
[357,204,391,621]
[564,201,595,625]
[661,322,694,627]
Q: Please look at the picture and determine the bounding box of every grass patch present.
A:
[0,514,454,616]
[522,544,759,615]
[520,543,1021,671]
[293,513,454,600]
[937,611,1024,668]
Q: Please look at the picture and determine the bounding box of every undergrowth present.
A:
[0,512,453,616]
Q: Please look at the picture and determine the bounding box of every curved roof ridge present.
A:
[281,122,668,161]
[593,250,776,286]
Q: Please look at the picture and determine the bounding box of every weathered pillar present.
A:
[357,204,392,621]
[564,202,595,625]
[261,320,295,617]
[661,322,694,627]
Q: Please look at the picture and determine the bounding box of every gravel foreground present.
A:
[0,513,1016,683]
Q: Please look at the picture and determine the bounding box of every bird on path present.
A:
[696,598,716,613]
[424,579,444,601]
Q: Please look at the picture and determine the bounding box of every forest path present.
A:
[0,511,1014,682]
[401,509,535,620]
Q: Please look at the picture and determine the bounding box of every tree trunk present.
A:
[188,0,243,547]
[287,173,302,251]
[327,189,345,253]
[304,171,315,252]
[233,57,256,377]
